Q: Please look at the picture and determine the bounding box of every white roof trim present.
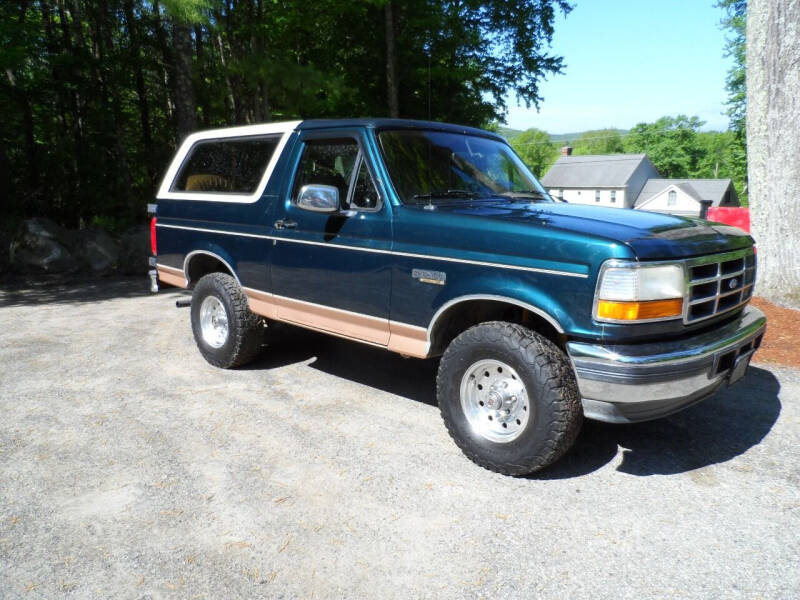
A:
[156,121,301,203]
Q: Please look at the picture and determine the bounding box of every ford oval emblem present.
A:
[729,278,738,289]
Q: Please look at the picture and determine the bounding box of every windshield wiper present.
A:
[412,189,482,202]
[499,190,563,203]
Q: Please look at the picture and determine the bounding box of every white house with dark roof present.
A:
[634,179,740,217]
[540,149,740,217]
[540,151,660,208]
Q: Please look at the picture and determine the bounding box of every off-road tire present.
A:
[437,321,582,475]
[190,272,263,368]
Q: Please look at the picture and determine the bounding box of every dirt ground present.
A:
[750,297,800,367]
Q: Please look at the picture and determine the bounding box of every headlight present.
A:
[594,261,685,322]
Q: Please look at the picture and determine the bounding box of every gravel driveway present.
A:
[1,279,798,599]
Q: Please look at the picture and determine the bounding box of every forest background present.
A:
[0,0,745,233]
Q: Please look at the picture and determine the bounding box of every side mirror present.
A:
[297,184,339,213]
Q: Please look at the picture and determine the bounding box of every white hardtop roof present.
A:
[157,121,301,203]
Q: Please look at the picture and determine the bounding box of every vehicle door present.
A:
[270,128,392,345]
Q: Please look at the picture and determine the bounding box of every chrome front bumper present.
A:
[567,306,767,424]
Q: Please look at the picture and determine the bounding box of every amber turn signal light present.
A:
[596,298,683,321]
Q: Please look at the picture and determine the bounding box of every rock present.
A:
[118,225,150,275]
[73,229,120,274]
[9,219,79,273]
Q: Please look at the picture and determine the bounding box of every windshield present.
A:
[377,129,551,204]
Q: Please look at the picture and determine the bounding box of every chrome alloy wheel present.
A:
[459,359,531,443]
[199,296,229,348]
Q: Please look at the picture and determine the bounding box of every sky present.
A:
[503,0,735,134]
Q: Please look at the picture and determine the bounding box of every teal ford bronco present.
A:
[149,119,766,475]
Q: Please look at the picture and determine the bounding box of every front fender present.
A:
[429,270,591,336]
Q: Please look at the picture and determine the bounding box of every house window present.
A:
[610,190,616,203]
[668,190,677,206]
[595,190,600,202]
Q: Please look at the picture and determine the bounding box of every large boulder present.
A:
[118,225,150,275]
[72,229,120,274]
[9,218,79,273]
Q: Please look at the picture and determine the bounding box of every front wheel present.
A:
[436,321,582,475]
[190,272,263,368]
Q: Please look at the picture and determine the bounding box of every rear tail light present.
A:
[150,217,157,256]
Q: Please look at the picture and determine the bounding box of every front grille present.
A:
[685,249,756,323]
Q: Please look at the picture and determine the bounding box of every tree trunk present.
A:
[194,24,213,126]
[152,1,174,122]
[385,2,399,118]
[124,0,155,183]
[171,20,197,141]
[747,0,800,304]
[216,31,237,122]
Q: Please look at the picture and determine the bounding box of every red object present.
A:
[150,217,157,255]
[706,207,750,232]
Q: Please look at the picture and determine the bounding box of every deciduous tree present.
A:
[510,128,558,178]
[571,129,624,155]
[623,115,704,178]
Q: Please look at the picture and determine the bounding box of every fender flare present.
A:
[182,249,241,286]
[426,293,565,352]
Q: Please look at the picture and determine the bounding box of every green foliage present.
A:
[623,115,706,178]
[715,1,747,204]
[510,128,559,178]
[160,0,212,23]
[0,0,572,228]
[717,0,747,136]
[694,130,748,204]
[571,129,624,155]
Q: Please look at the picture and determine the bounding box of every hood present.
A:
[427,200,753,260]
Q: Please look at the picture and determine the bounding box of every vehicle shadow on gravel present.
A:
[245,323,440,407]
[247,325,782,479]
[0,277,169,307]
[535,366,781,479]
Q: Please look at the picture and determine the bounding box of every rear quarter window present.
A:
[171,135,281,194]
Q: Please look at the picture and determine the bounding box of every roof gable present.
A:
[635,182,701,210]
[635,179,736,207]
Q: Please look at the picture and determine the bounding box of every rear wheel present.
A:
[190,272,263,368]
[437,321,582,475]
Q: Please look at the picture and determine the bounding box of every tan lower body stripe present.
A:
[244,288,429,358]
[387,322,429,357]
[156,264,187,288]
[154,270,429,357]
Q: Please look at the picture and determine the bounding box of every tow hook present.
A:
[175,297,192,308]
[148,269,159,293]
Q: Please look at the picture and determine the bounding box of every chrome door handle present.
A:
[274,219,297,230]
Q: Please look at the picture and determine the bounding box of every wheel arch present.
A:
[183,249,241,288]
[427,294,566,356]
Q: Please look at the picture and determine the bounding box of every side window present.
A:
[292,138,359,204]
[349,158,380,210]
[172,136,280,193]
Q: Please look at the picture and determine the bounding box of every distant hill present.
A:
[497,126,524,140]
[549,129,628,143]
[497,126,629,144]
